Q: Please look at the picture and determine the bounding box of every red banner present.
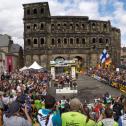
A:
[7,56,13,72]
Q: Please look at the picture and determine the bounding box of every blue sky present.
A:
[0,0,126,47]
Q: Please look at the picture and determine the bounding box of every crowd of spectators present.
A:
[0,69,125,126]
[88,68,126,91]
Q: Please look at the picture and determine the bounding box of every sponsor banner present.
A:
[92,74,126,92]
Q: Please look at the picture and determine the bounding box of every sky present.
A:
[0,0,126,47]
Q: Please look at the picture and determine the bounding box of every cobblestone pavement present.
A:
[48,74,123,103]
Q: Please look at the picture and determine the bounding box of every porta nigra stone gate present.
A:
[23,2,121,68]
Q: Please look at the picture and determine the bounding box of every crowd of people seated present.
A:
[0,70,126,126]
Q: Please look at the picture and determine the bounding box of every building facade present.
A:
[23,2,121,68]
[0,34,24,72]
[0,50,6,73]
[121,47,126,65]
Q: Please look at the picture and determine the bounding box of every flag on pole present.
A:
[105,58,112,65]
[100,49,109,63]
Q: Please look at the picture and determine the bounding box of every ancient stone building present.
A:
[23,2,121,68]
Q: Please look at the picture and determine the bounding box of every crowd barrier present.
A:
[91,74,126,93]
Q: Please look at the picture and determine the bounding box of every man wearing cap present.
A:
[37,95,61,126]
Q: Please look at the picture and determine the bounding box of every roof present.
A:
[10,44,21,53]
[23,2,48,6]
[0,34,10,47]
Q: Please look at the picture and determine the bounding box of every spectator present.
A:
[37,95,61,126]
[62,98,88,126]
[113,97,123,121]
[60,96,67,113]
[3,101,32,126]
[97,108,118,126]
[118,98,126,126]
[0,91,4,126]
[84,104,96,126]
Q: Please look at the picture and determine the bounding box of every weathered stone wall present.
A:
[23,2,121,68]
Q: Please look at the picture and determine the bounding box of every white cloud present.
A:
[0,0,125,47]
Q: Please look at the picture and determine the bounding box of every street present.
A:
[48,74,123,103]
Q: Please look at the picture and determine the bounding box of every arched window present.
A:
[92,23,95,27]
[92,38,96,43]
[92,23,96,29]
[51,24,54,27]
[82,24,85,29]
[76,24,79,29]
[40,23,44,30]
[57,24,60,29]
[33,8,37,14]
[41,8,44,14]
[64,23,66,27]
[104,23,107,28]
[52,39,55,45]
[70,38,73,44]
[27,9,30,15]
[106,39,109,49]
[51,24,54,30]
[33,24,37,30]
[106,39,109,43]
[26,25,30,30]
[70,24,73,29]
[104,23,107,31]
[27,39,31,45]
[58,38,61,44]
[82,38,85,44]
[64,38,67,44]
[99,38,103,43]
[34,39,37,44]
[76,38,79,44]
[41,38,44,45]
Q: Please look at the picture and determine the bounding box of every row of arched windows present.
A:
[25,22,108,32]
[26,7,44,15]
[26,38,86,46]
[51,23,86,30]
[26,37,110,46]
[92,38,110,44]
[51,22,108,30]
[51,38,85,45]
[27,38,45,45]
[26,23,44,30]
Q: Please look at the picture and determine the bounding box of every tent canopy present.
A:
[19,66,28,71]
[28,61,43,69]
